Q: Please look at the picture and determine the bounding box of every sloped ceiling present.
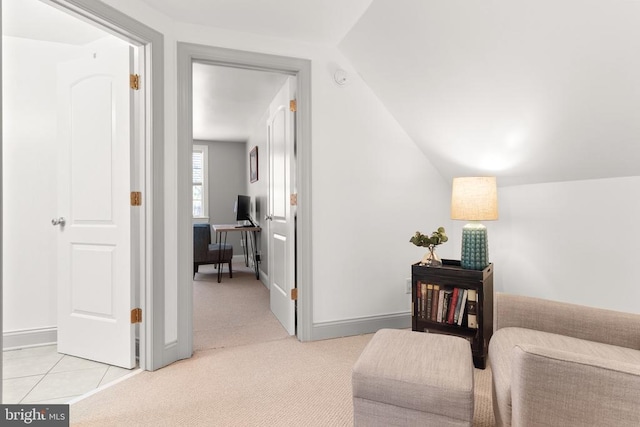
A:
[339,0,640,186]
[140,0,640,185]
[10,0,638,184]
[139,0,374,45]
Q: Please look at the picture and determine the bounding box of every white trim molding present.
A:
[3,327,57,351]
[311,312,412,341]
[176,43,313,358]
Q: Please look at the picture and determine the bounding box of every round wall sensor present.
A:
[334,69,348,86]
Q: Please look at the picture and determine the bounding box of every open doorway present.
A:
[176,43,313,357]
[190,63,295,350]
[1,0,154,403]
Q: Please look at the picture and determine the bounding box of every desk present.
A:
[211,224,261,283]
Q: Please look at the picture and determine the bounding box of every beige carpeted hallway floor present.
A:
[192,263,290,351]
[71,261,495,426]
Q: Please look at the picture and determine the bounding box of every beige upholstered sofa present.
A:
[489,293,640,426]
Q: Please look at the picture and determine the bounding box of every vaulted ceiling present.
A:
[339,0,640,186]
[141,0,640,186]
[7,0,640,186]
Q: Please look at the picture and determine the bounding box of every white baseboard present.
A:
[3,327,57,350]
[310,312,411,341]
[259,270,269,289]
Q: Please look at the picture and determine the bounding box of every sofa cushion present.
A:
[489,327,640,426]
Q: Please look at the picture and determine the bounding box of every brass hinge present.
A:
[289,99,297,112]
[131,191,142,206]
[291,288,298,301]
[130,74,140,90]
[131,308,142,324]
[290,193,298,206]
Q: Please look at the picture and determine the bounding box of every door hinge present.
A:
[131,308,142,324]
[291,288,298,301]
[130,74,140,90]
[131,191,142,206]
[290,193,298,206]
[289,99,297,112]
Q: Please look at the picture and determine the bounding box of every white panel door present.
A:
[56,38,136,368]
[268,77,296,335]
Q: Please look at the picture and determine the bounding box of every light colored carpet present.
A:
[71,261,495,426]
[192,263,290,351]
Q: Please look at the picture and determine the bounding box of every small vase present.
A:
[420,245,442,267]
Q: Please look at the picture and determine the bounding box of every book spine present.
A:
[442,290,452,324]
[453,288,464,324]
[421,283,427,318]
[447,288,459,324]
[436,289,445,323]
[415,280,421,318]
[467,289,478,329]
[457,289,469,326]
[426,284,433,320]
[430,285,440,321]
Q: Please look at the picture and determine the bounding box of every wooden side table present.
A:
[411,259,493,369]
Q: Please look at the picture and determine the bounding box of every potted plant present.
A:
[410,227,448,266]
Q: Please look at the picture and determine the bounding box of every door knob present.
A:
[51,217,66,226]
[264,215,273,221]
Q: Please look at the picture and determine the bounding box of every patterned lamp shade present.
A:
[451,177,498,270]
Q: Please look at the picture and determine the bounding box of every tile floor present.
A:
[3,345,135,404]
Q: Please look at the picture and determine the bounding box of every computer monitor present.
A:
[234,195,252,223]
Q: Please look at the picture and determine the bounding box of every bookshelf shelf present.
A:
[412,259,493,369]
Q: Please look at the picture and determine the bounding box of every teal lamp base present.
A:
[461,223,489,270]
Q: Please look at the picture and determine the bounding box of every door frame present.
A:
[176,43,313,356]
[46,0,165,371]
[0,0,166,382]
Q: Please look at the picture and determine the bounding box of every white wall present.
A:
[2,37,81,338]
[311,52,454,322]
[487,176,640,313]
[101,0,452,334]
[97,0,632,346]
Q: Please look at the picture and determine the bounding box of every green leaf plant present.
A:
[410,227,448,247]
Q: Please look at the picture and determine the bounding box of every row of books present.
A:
[415,282,478,329]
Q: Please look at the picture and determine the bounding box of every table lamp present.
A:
[451,177,498,270]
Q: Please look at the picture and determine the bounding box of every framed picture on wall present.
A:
[250,146,258,183]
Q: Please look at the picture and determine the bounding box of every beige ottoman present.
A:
[352,329,474,426]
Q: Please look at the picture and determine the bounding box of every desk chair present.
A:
[193,224,233,279]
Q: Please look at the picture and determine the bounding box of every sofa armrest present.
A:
[511,344,640,426]
[494,293,640,349]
